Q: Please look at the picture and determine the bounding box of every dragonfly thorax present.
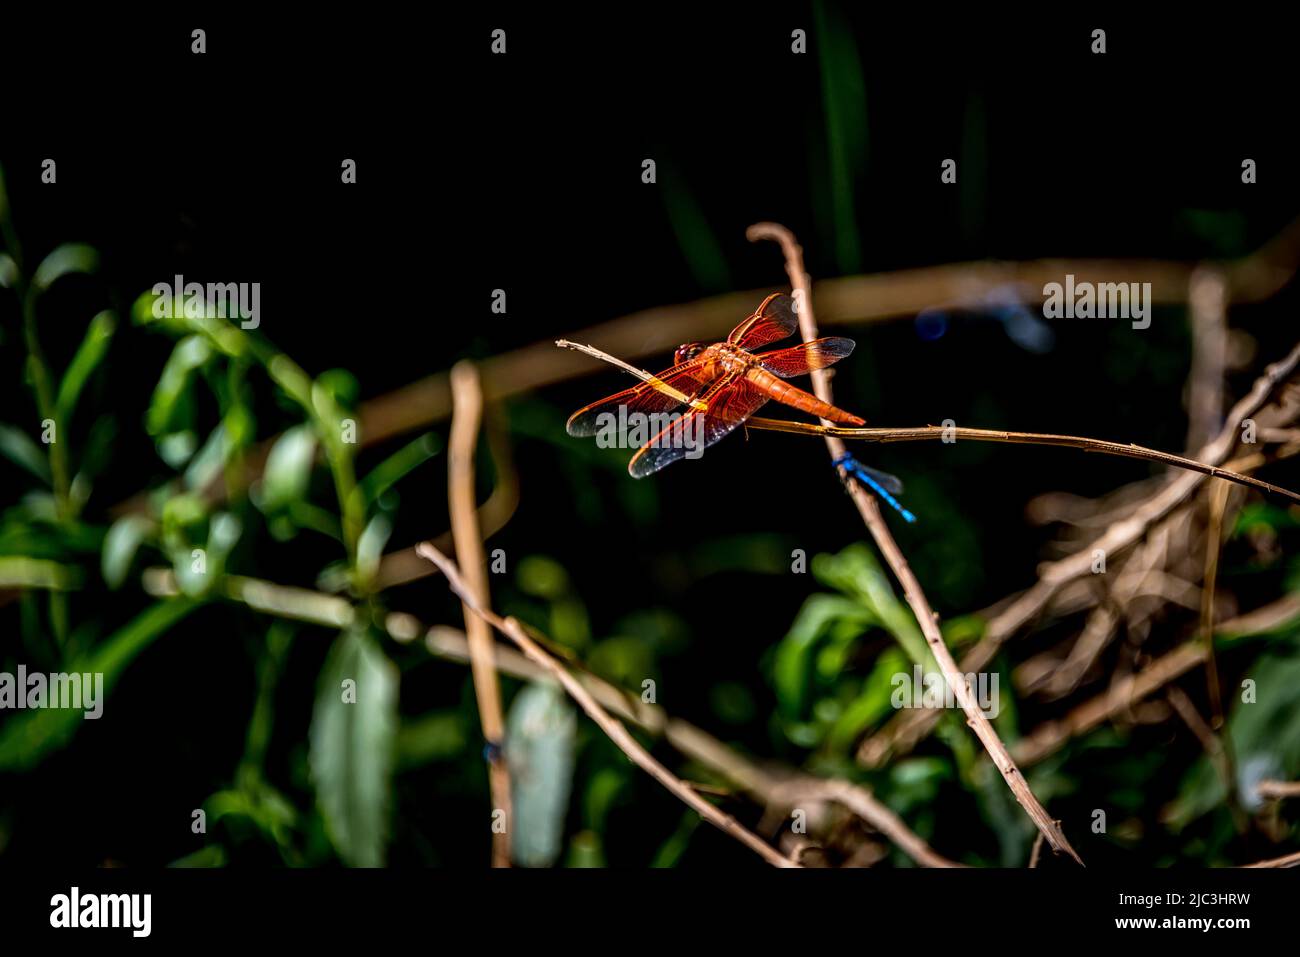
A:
[712,342,755,373]
[674,343,753,383]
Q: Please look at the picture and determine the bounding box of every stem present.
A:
[747,220,1083,865]
[446,361,512,867]
[744,419,1300,506]
[4,179,73,649]
[553,344,1300,506]
[21,292,72,518]
[417,542,800,868]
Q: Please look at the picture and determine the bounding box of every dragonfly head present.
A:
[674,342,704,365]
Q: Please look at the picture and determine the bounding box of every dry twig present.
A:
[746,221,1082,865]
[1256,781,1300,801]
[1242,849,1300,868]
[446,362,512,867]
[416,542,800,868]
[744,420,1300,504]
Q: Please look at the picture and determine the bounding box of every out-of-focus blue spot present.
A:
[1000,308,1055,354]
[915,310,948,341]
[979,284,1056,354]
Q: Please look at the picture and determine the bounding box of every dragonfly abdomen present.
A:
[745,367,865,425]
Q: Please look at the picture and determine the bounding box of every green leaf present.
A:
[171,512,241,597]
[0,252,17,288]
[72,415,119,489]
[815,544,933,668]
[355,512,392,585]
[157,431,198,468]
[357,433,441,506]
[101,514,154,589]
[0,555,79,590]
[169,845,227,868]
[651,812,702,868]
[240,623,294,779]
[182,422,230,492]
[0,423,51,484]
[773,593,873,718]
[507,682,578,867]
[146,336,212,438]
[662,166,731,293]
[31,243,99,291]
[309,627,398,867]
[827,646,910,750]
[814,0,867,273]
[56,310,116,426]
[205,784,298,849]
[517,555,570,600]
[315,369,361,410]
[0,599,198,770]
[255,425,317,511]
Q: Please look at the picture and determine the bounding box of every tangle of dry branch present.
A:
[866,336,1300,764]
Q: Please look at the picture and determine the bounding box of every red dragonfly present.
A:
[567,293,866,477]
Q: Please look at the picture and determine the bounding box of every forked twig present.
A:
[746,221,1083,866]
[415,542,800,868]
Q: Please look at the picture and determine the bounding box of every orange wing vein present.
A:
[756,337,855,377]
[626,371,772,478]
[727,293,799,350]
[566,357,715,437]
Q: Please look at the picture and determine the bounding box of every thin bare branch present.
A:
[374,403,519,591]
[447,362,512,867]
[552,332,1300,506]
[1028,831,1047,869]
[748,220,1083,865]
[1012,642,1208,766]
[1186,267,1229,451]
[1257,781,1300,800]
[1242,849,1300,868]
[743,419,1300,505]
[1200,480,1232,727]
[1166,687,1234,808]
[416,542,800,868]
[763,778,964,868]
